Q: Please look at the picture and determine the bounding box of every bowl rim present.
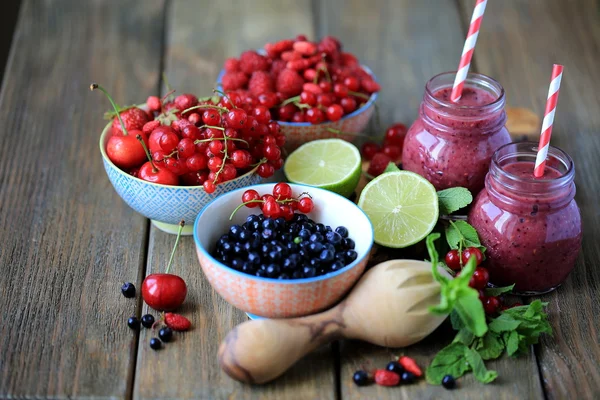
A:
[193,183,374,284]
[216,65,379,127]
[99,118,260,190]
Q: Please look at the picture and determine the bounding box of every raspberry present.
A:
[164,313,192,331]
[111,107,150,135]
[224,57,240,72]
[142,120,161,134]
[248,71,274,96]
[280,51,303,62]
[374,369,400,387]
[221,71,249,91]
[398,356,423,377]
[264,39,294,57]
[276,69,304,97]
[318,36,341,56]
[367,153,392,176]
[270,59,287,78]
[146,96,161,112]
[175,93,198,112]
[293,41,317,55]
[286,59,310,71]
[239,50,269,74]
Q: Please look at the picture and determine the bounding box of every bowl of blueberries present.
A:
[193,183,374,319]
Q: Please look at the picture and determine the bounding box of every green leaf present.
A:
[453,287,488,337]
[384,162,400,173]
[453,328,475,346]
[504,330,520,356]
[484,284,515,296]
[464,347,498,383]
[438,187,473,215]
[450,310,465,330]
[477,332,505,360]
[426,233,448,285]
[489,313,521,333]
[445,220,483,251]
[426,342,471,384]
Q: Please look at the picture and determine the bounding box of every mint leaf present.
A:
[450,310,465,330]
[489,313,521,333]
[453,287,488,337]
[384,162,400,173]
[484,284,515,296]
[445,220,483,251]
[476,332,505,360]
[426,342,471,384]
[504,330,520,356]
[438,187,473,215]
[464,347,498,383]
[453,328,475,346]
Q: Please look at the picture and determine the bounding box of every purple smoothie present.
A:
[402,72,511,194]
[468,144,582,294]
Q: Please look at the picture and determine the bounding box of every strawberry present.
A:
[164,313,191,331]
[374,369,400,387]
[293,41,317,56]
[276,69,304,97]
[111,107,150,135]
[398,356,423,377]
[224,57,240,72]
[367,153,392,177]
[248,71,274,96]
[175,94,198,112]
[142,120,161,134]
[221,71,249,91]
[239,50,269,74]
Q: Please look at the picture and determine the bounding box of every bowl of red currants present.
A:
[93,84,286,235]
[193,182,374,319]
[217,35,380,151]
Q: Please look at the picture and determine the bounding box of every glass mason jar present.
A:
[402,72,512,194]
[468,142,582,295]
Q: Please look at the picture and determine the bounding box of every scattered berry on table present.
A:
[141,314,155,328]
[374,369,400,386]
[164,313,192,331]
[442,374,456,389]
[367,153,392,177]
[121,282,136,298]
[401,371,416,384]
[158,327,173,342]
[385,361,405,376]
[127,316,140,330]
[398,356,422,377]
[352,370,370,386]
[149,338,162,350]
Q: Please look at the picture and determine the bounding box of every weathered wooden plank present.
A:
[132,1,337,399]
[321,0,545,398]
[0,0,165,398]
[458,1,600,398]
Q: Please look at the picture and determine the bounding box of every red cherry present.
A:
[300,91,317,106]
[297,197,314,213]
[141,273,187,311]
[333,83,349,98]
[273,182,293,200]
[483,296,501,315]
[469,267,490,289]
[361,142,380,161]
[257,163,275,178]
[277,104,296,121]
[340,97,357,113]
[326,104,344,121]
[242,189,261,207]
[367,153,392,176]
[106,131,148,169]
[149,126,172,153]
[306,108,325,124]
[160,131,179,152]
[343,76,360,91]
[317,93,334,107]
[445,250,461,271]
[382,144,401,161]
[137,161,179,185]
[462,247,484,266]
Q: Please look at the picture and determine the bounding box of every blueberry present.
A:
[301,222,314,232]
[442,375,456,389]
[335,252,346,262]
[238,229,250,242]
[293,213,308,222]
[274,217,286,230]
[299,249,310,260]
[386,361,405,375]
[325,225,333,232]
[256,269,267,277]
[149,338,162,350]
[315,223,326,234]
[335,226,349,238]
[232,258,244,270]
[283,257,297,270]
[308,242,324,254]
[298,229,311,240]
[268,251,282,262]
[310,258,321,268]
[121,282,136,298]
[353,370,369,386]
[262,218,276,230]
[221,254,232,264]
[246,214,260,224]
[280,233,292,243]
[309,233,323,242]
[326,231,342,246]
[401,371,416,384]
[229,224,243,239]
[233,244,245,256]
[258,214,265,222]
[241,263,255,274]
[278,273,290,280]
[127,316,140,330]
[324,243,336,254]
[286,241,299,252]
[248,252,261,265]
[141,314,155,328]
[345,250,358,263]
[292,270,304,279]
[303,266,316,278]
[330,260,344,271]
[342,238,355,250]
[264,264,280,277]
[261,229,274,240]
[319,249,335,263]
[221,242,233,254]
[158,327,173,342]
[217,234,229,247]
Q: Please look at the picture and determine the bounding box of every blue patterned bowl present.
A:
[99,122,263,235]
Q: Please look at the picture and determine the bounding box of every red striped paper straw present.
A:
[450,0,488,102]
[534,64,564,178]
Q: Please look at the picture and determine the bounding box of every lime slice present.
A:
[284,139,361,197]
[358,171,439,248]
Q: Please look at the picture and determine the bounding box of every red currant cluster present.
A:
[220,35,380,124]
[234,183,314,220]
[445,248,519,314]
[363,123,408,177]
[93,84,285,193]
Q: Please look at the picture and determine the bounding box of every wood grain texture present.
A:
[132,1,337,399]
[0,0,165,398]
[323,0,544,398]
[458,0,600,398]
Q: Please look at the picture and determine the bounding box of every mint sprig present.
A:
[437,187,473,215]
[445,219,486,255]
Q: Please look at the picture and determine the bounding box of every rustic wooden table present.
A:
[1,0,599,399]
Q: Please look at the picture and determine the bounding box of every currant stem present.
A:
[162,73,173,92]
[199,124,225,131]
[182,104,229,114]
[348,90,370,100]
[213,130,228,184]
[161,89,176,104]
[194,137,248,145]
[91,83,129,136]
[136,134,158,172]
[165,220,185,274]
[280,96,300,107]
[229,200,264,220]
[213,89,236,108]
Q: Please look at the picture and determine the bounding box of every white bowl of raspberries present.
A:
[217,35,380,150]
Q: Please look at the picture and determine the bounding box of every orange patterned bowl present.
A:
[193,183,374,318]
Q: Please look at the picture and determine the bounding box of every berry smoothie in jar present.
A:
[402,72,511,193]
[468,142,582,294]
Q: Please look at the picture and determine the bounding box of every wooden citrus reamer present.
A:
[218,259,452,384]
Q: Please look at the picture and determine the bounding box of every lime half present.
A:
[358,171,439,248]
[284,139,361,197]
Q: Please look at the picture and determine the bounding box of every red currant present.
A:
[185,153,207,172]
[317,93,334,107]
[222,163,237,181]
[258,92,278,108]
[292,112,305,122]
[231,150,251,169]
[203,180,216,193]
[207,156,223,172]
[208,140,224,154]
[181,125,200,140]
[361,142,380,160]
[188,112,201,126]
[257,163,275,178]
[280,205,294,221]
[469,267,490,290]
[262,198,281,219]
[242,189,261,207]
[268,121,281,136]
[306,108,325,124]
[273,182,293,200]
[343,76,360,91]
[483,296,501,315]
[263,144,281,161]
[382,144,401,161]
[164,157,188,175]
[159,132,179,152]
[326,104,344,121]
[297,197,314,213]
[225,108,247,129]
[300,91,317,106]
[367,153,392,176]
[177,138,196,158]
[278,104,296,121]
[319,81,332,92]
[253,105,271,124]
[462,247,484,266]
[202,110,221,126]
[205,127,224,139]
[445,250,461,271]
[384,123,407,147]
